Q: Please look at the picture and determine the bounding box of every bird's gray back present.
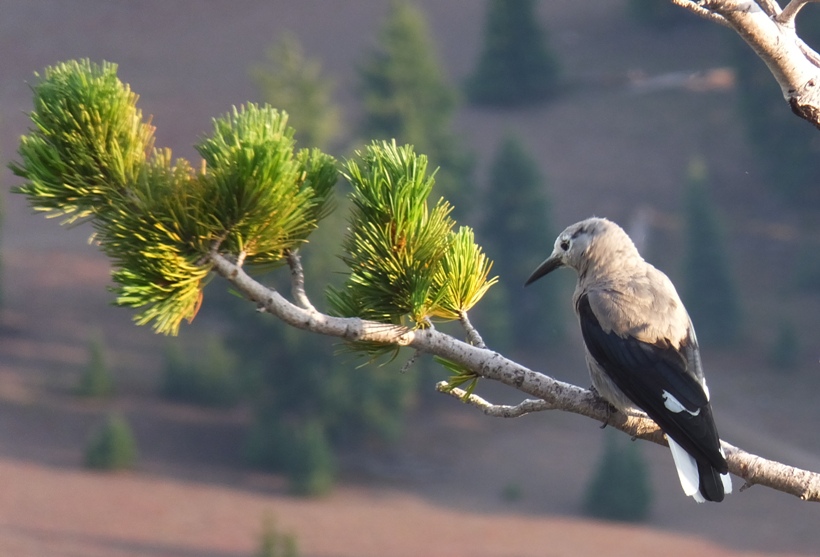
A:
[574,262,691,351]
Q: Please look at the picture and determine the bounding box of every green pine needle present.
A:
[330,140,497,358]
[10,59,155,223]
[430,226,498,320]
[11,61,338,336]
[195,104,337,267]
[435,356,479,400]
[332,141,455,327]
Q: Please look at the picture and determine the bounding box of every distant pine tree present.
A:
[161,336,242,408]
[358,0,473,219]
[76,333,113,397]
[250,32,341,150]
[288,420,335,496]
[478,135,564,351]
[466,0,560,106]
[583,432,652,522]
[682,157,742,347]
[768,320,800,371]
[84,414,138,471]
[257,515,299,557]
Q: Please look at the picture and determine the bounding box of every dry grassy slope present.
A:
[1,1,819,556]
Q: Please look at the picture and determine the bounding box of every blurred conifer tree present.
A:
[358,1,473,220]
[466,0,560,106]
[76,332,114,398]
[477,135,564,352]
[250,32,341,151]
[583,431,652,522]
[681,157,742,347]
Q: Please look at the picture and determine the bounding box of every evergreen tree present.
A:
[768,320,800,371]
[76,332,114,397]
[582,431,652,522]
[84,414,138,471]
[478,135,563,351]
[358,1,473,218]
[250,32,341,150]
[466,0,561,106]
[257,515,299,557]
[161,336,242,408]
[682,157,742,347]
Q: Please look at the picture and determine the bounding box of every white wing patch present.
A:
[720,447,733,495]
[662,390,700,416]
[668,437,705,503]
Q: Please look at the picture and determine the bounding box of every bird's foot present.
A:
[589,385,618,429]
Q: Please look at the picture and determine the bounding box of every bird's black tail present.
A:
[697,460,727,502]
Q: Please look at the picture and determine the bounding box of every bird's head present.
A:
[525,217,636,286]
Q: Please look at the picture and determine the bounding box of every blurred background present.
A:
[1,0,820,555]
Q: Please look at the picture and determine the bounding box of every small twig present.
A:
[670,0,732,27]
[436,382,552,417]
[458,310,485,349]
[778,0,820,26]
[758,0,784,18]
[235,250,247,269]
[285,248,316,312]
[400,349,421,373]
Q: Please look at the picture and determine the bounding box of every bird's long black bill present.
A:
[524,256,562,286]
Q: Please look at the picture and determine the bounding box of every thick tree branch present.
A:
[209,250,820,502]
[677,0,820,128]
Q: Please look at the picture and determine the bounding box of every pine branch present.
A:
[209,250,820,503]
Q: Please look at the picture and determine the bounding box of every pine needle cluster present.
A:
[11,60,337,335]
[11,60,496,348]
[330,141,496,351]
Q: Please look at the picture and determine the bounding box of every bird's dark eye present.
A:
[560,239,570,251]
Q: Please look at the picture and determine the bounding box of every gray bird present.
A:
[525,217,732,502]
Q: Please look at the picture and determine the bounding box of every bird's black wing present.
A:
[577,294,727,473]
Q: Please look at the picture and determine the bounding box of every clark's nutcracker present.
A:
[525,217,732,503]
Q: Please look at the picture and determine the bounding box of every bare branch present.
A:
[400,349,422,373]
[285,249,316,311]
[670,0,732,27]
[436,382,552,417]
[778,0,820,26]
[723,442,820,500]
[695,0,820,127]
[458,310,485,348]
[208,250,820,502]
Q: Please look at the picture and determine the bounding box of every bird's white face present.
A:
[526,220,599,285]
[550,222,596,272]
